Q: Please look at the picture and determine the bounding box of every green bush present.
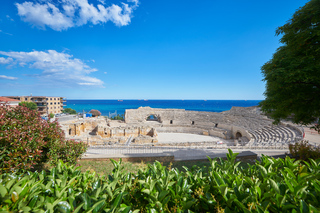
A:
[111,114,124,120]
[0,104,87,174]
[18,101,37,110]
[62,108,77,114]
[1,150,320,212]
[48,139,88,165]
[289,140,320,161]
[49,113,54,118]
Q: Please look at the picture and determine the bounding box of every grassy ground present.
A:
[77,159,254,176]
[77,160,211,176]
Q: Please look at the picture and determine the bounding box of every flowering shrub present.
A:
[0,104,87,173]
[289,140,320,161]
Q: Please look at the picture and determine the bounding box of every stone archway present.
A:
[235,131,242,139]
[146,114,161,122]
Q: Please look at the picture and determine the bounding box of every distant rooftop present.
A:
[0,97,21,102]
[5,96,66,98]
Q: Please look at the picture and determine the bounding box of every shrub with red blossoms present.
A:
[0,103,87,173]
[289,140,320,161]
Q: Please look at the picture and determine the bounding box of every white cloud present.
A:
[0,57,13,64]
[16,2,74,31]
[6,15,14,21]
[0,75,18,80]
[128,0,139,9]
[0,30,13,36]
[16,0,139,31]
[0,50,103,86]
[97,0,105,5]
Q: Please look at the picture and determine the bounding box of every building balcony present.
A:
[37,105,47,107]
[32,100,46,103]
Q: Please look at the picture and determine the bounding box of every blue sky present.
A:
[0,0,309,100]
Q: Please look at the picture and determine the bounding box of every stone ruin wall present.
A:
[61,106,300,146]
[125,107,244,140]
[61,117,158,146]
[60,106,259,146]
[125,107,223,126]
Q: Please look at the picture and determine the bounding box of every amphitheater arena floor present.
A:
[157,133,227,144]
[304,127,320,145]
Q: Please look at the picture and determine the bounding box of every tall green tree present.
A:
[19,101,37,110]
[260,0,320,130]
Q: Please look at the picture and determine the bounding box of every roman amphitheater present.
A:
[60,106,304,149]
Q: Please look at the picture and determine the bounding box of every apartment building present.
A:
[5,96,66,115]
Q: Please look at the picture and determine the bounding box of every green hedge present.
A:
[1,150,320,212]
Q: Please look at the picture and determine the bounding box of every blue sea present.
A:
[65,100,262,116]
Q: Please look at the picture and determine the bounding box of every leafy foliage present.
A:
[49,113,54,118]
[260,0,320,131]
[89,109,101,117]
[18,101,37,110]
[62,108,77,114]
[289,140,320,161]
[110,114,124,120]
[1,150,320,212]
[0,104,87,174]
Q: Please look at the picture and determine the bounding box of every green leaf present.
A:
[80,193,91,210]
[6,179,17,190]
[284,178,294,193]
[158,190,169,201]
[73,203,84,213]
[91,200,106,213]
[300,200,308,213]
[92,180,101,190]
[111,192,123,212]
[0,184,8,197]
[309,204,320,213]
[55,201,71,213]
[269,179,280,194]
[255,186,261,199]
[294,185,308,197]
[142,189,150,195]
[257,165,268,177]
[121,206,131,213]
[234,199,251,213]
[162,196,171,206]
[213,172,225,186]
[182,201,195,210]
[20,206,31,212]
[94,187,102,199]
[28,195,39,208]
[219,185,228,198]
[311,180,320,192]
[106,187,113,199]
